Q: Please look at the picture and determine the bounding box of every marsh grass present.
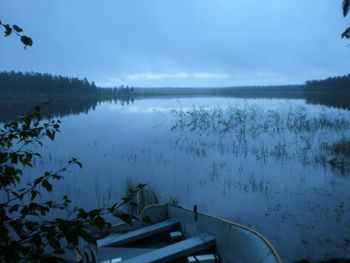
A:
[171,105,350,136]
[124,177,160,216]
[329,138,350,156]
[171,104,350,172]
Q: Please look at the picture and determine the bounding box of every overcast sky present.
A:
[1,0,350,87]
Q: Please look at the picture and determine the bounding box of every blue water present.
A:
[18,97,350,262]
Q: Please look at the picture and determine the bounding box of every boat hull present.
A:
[141,204,282,263]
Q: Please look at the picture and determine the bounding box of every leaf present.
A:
[343,0,350,17]
[94,216,105,230]
[9,220,23,235]
[31,190,38,200]
[0,152,8,164]
[9,204,20,213]
[69,157,82,168]
[41,179,52,192]
[137,183,147,189]
[10,153,18,164]
[46,130,55,140]
[66,231,79,246]
[20,35,33,47]
[77,228,96,245]
[32,233,42,247]
[12,24,23,32]
[341,27,350,39]
[112,212,133,225]
[4,24,12,37]
[48,238,61,250]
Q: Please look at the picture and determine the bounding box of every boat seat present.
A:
[97,220,180,247]
[123,233,216,263]
[97,247,155,262]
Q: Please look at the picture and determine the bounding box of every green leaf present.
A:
[0,152,8,164]
[32,234,42,247]
[94,216,105,230]
[4,24,12,36]
[31,190,38,200]
[10,153,18,164]
[9,220,23,235]
[48,238,61,250]
[12,24,23,32]
[66,231,79,246]
[341,27,350,39]
[77,227,97,244]
[137,183,147,189]
[343,0,350,17]
[9,204,20,213]
[113,212,133,225]
[41,179,52,192]
[69,157,83,168]
[46,130,55,140]
[20,35,33,47]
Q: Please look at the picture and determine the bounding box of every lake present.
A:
[10,96,350,262]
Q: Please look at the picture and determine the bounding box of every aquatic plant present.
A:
[170,104,350,172]
[329,137,350,156]
[124,177,160,216]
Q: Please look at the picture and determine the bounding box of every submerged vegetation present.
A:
[171,104,350,174]
[329,138,350,156]
[124,177,160,216]
[124,177,179,217]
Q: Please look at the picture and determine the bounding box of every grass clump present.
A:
[124,177,160,216]
[329,138,350,156]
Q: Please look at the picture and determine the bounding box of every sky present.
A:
[0,0,350,87]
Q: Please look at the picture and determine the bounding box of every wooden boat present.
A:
[96,204,282,263]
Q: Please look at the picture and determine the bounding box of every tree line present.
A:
[0,71,135,96]
[305,74,350,91]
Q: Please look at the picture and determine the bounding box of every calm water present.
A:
[19,97,350,262]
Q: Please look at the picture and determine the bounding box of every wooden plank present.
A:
[123,234,215,263]
[97,220,179,247]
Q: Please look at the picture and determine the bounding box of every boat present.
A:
[95,204,282,263]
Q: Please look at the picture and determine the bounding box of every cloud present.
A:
[126,72,228,80]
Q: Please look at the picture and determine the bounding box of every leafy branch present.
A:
[342,0,350,38]
[0,106,146,262]
[0,20,33,48]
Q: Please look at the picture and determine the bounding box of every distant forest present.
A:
[0,71,136,96]
[305,74,350,91]
[0,71,349,122]
[303,74,350,109]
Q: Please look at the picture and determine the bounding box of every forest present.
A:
[0,71,136,96]
[305,74,350,90]
[0,71,349,121]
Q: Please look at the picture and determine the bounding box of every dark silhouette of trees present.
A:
[304,74,350,109]
[305,74,350,91]
[0,71,136,97]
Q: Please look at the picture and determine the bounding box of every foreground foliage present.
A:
[0,106,144,262]
[0,20,33,48]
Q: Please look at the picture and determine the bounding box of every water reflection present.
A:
[2,97,350,262]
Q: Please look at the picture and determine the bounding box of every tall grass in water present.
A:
[325,138,350,175]
[124,177,160,216]
[329,138,350,156]
[123,177,180,216]
[171,105,350,136]
[170,104,350,171]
